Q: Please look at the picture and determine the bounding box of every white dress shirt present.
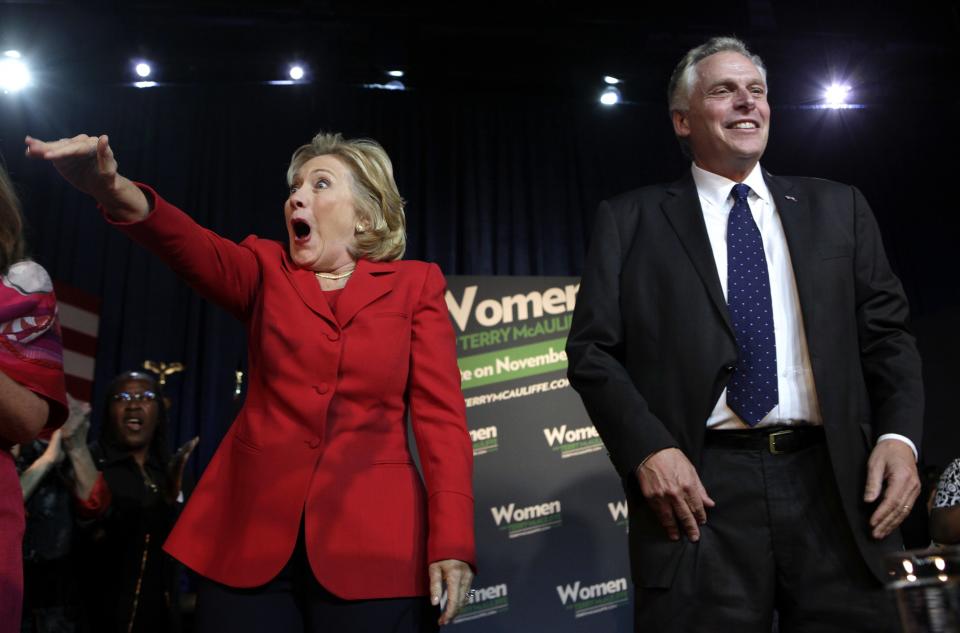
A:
[691,163,916,457]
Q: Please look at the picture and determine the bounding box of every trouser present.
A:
[195,526,439,633]
[634,436,901,633]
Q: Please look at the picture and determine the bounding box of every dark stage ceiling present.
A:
[0,1,957,107]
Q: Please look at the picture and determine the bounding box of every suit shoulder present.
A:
[240,236,285,254]
[370,259,445,285]
[603,182,674,212]
[775,175,857,197]
[390,259,430,272]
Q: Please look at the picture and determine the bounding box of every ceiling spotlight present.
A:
[289,65,305,81]
[600,85,621,106]
[387,69,404,78]
[0,51,31,93]
[135,62,152,78]
[604,75,620,85]
[824,82,851,109]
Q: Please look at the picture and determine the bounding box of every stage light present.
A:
[0,50,31,93]
[387,69,404,78]
[600,86,621,106]
[604,75,620,85]
[363,80,405,91]
[824,82,851,108]
[289,65,305,81]
[135,62,152,78]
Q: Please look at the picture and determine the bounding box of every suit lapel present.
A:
[764,170,817,354]
[335,259,396,327]
[660,174,735,339]
[280,252,338,328]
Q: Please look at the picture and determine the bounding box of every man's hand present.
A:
[636,448,715,542]
[864,439,920,539]
[429,558,474,626]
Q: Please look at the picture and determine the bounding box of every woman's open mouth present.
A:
[291,218,312,244]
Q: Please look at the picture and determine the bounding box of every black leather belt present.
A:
[704,425,824,455]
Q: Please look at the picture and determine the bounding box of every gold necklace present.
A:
[314,268,355,280]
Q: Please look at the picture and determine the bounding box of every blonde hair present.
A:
[287,132,406,262]
[0,164,26,274]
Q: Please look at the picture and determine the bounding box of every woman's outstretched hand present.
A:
[24,134,150,221]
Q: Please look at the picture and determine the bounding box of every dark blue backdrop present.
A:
[0,71,956,480]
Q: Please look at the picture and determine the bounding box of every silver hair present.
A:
[667,36,767,113]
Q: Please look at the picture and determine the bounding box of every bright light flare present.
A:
[600,86,621,106]
[604,75,620,85]
[0,50,31,93]
[135,62,152,78]
[387,69,404,78]
[824,82,851,108]
[289,65,305,81]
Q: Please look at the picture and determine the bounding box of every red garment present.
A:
[73,471,112,519]
[112,187,475,598]
[0,261,67,633]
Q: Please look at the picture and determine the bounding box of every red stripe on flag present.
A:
[65,374,93,402]
[52,282,100,313]
[61,326,97,357]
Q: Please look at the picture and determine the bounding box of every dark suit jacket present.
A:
[566,170,923,587]
[112,187,476,598]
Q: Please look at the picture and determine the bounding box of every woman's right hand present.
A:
[24,134,150,221]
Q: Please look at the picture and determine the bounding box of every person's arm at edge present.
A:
[851,185,923,538]
[407,263,475,624]
[0,369,50,445]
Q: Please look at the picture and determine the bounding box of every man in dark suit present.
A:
[566,36,922,632]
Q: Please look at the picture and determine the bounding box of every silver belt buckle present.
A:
[768,429,792,455]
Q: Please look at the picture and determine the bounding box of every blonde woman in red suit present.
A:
[26,132,475,632]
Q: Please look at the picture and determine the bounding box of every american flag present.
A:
[53,281,99,402]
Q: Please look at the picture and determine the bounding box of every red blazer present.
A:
[114,187,475,598]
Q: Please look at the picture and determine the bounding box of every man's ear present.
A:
[671,110,690,138]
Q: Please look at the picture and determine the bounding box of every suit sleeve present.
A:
[851,186,924,448]
[407,263,476,569]
[105,185,261,321]
[566,201,678,480]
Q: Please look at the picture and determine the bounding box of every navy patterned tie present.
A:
[726,183,778,426]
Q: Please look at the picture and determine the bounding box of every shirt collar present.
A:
[690,162,770,208]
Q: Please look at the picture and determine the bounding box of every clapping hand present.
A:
[61,393,91,452]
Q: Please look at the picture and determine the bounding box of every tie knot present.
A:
[731,183,751,204]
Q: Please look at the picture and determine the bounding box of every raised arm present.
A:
[25,134,261,319]
[25,135,150,221]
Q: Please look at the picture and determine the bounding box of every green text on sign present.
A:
[458,337,568,389]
